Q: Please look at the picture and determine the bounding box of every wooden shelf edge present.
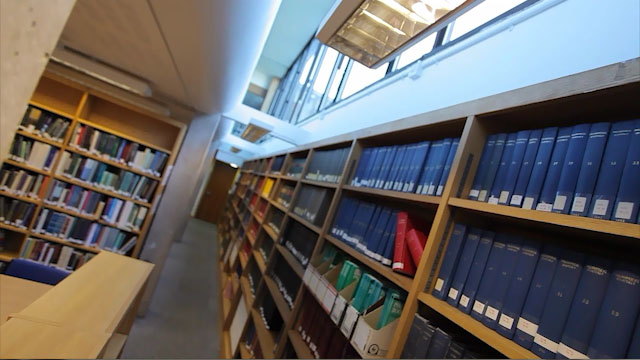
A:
[300,178,338,188]
[250,308,276,359]
[264,275,292,322]
[239,341,254,359]
[3,158,51,176]
[448,197,640,239]
[288,330,314,359]
[263,224,279,241]
[0,250,20,262]
[240,276,255,310]
[342,184,441,205]
[76,118,173,154]
[55,175,152,208]
[275,244,305,279]
[29,232,101,253]
[0,222,30,235]
[15,129,64,148]
[66,146,162,181]
[28,100,76,119]
[0,190,39,204]
[418,293,538,359]
[288,212,322,234]
[253,249,267,274]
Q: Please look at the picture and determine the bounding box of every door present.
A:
[195,160,238,223]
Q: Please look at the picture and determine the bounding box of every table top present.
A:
[0,274,52,326]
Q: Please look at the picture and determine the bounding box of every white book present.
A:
[117,236,137,254]
[56,246,73,268]
[133,151,145,169]
[35,208,49,232]
[84,223,98,245]
[37,243,50,262]
[118,201,134,228]
[111,200,124,223]
[56,152,71,175]
[70,125,82,146]
[135,207,148,229]
[43,247,55,265]
[90,130,100,153]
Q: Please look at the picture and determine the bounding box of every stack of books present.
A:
[9,136,58,170]
[292,185,332,226]
[0,169,50,199]
[281,220,316,267]
[19,105,71,142]
[305,147,350,183]
[20,237,94,271]
[0,197,36,228]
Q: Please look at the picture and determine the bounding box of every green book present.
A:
[377,289,404,329]
[352,273,373,312]
[364,278,383,311]
[322,245,337,263]
[336,261,354,291]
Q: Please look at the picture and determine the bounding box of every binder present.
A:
[469,134,498,200]
[458,230,494,314]
[432,223,468,300]
[552,123,591,214]
[612,119,640,223]
[488,132,518,204]
[470,237,506,321]
[482,236,521,329]
[478,133,507,202]
[436,138,460,196]
[536,126,572,212]
[500,130,530,205]
[522,127,558,209]
[446,227,482,307]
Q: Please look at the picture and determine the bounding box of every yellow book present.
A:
[262,178,274,197]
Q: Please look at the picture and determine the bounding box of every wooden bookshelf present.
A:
[216,61,640,359]
[0,72,187,269]
[264,275,292,322]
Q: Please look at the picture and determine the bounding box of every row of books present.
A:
[33,209,137,253]
[292,185,331,226]
[433,223,640,358]
[258,293,284,332]
[9,137,58,170]
[402,313,488,358]
[248,261,262,296]
[258,233,273,262]
[352,138,460,196]
[269,155,285,174]
[267,208,284,234]
[70,124,169,176]
[0,197,36,228]
[19,105,71,142]
[271,256,301,309]
[58,152,158,202]
[242,321,264,358]
[20,237,94,271]
[44,180,106,215]
[305,147,349,183]
[0,168,49,199]
[469,119,640,223]
[101,198,147,230]
[281,219,317,267]
[276,182,294,208]
[286,157,305,177]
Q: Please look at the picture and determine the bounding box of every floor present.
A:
[122,218,220,359]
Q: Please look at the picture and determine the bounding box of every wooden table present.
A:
[0,251,153,359]
[0,275,52,325]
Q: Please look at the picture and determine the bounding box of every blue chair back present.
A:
[5,259,69,285]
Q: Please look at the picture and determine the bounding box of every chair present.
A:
[4,259,70,285]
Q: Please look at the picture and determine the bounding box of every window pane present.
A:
[340,61,389,100]
[282,41,320,122]
[449,0,528,41]
[396,32,437,69]
[324,55,349,106]
[298,48,340,120]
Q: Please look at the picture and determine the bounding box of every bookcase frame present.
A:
[0,72,187,263]
[216,59,640,359]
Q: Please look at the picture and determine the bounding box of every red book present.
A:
[392,211,417,276]
[75,125,86,146]
[37,176,50,199]
[406,228,427,266]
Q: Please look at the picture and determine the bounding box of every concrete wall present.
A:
[1,0,76,159]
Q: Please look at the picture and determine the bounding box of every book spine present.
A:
[446,227,482,307]
[536,126,572,211]
[470,238,506,321]
[482,237,522,329]
[469,134,498,200]
[478,133,507,202]
[458,231,494,314]
[612,119,640,223]
[522,127,559,209]
[489,133,518,204]
[552,123,591,214]
[432,223,468,300]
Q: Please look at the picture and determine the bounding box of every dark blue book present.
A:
[426,138,453,196]
[522,127,559,209]
[511,129,542,207]
[375,146,397,189]
[436,138,460,196]
[353,203,377,251]
[384,145,407,190]
[496,239,541,339]
[425,328,452,359]
[499,130,530,205]
[587,263,640,359]
[398,142,420,192]
[381,146,403,189]
[365,208,391,261]
[536,126,573,212]
[478,133,507,202]
[552,124,591,214]
[531,250,584,358]
[482,235,522,329]
[488,133,518,204]
[569,122,611,216]
[344,202,364,246]
[514,245,561,349]
[417,140,443,194]
[458,231,494,314]
[405,141,431,193]
[368,146,390,188]
[381,214,398,266]
[352,148,373,186]
[469,134,498,200]
[613,119,640,223]
[432,223,468,300]
[446,227,482,307]
[556,256,611,359]
[362,147,381,187]
[588,120,635,219]
[359,206,381,255]
[470,237,507,321]
[393,144,415,191]
[627,312,640,358]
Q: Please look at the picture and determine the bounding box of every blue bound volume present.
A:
[469,134,498,200]
[496,239,541,339]
[531,250,584,358]
[432,223,468,300]
[522,127,559,210]
[588,120,635,219]
[416,140,439,194]
[426,138,453,195]
[587,263,640,359]
[375,146,397,189]
[536,127,572,212]
[366,208,391,261]
[511,129,542,207]
[458,230,494,314]
[470,236,507,321]
[384,145,406,190]
[612,119,640,223]
[446,227,482,307]
[488,133,518,204]
[352,148,373,186]
[569,122,611,216]
[478,133,507,202]
[482,236,522,329]
[499,130,530,205]
[552,124,591,214]
[627,312,640,358]
[406,141,431,193]
[436,138,460,196]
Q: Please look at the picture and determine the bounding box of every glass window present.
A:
[340,61,389,100]
[395,32,438,69]
[322,55,349,110]
[449,0,528,41]
[282,41,321,122]
[297,48,339,121]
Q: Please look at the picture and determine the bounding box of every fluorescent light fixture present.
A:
[240,117,274,143]
[229,163,239,168]
[317,0,471,68]
[230,146,242,153]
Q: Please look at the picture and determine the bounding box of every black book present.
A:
[426,328,452,359]
[401,314,435,358]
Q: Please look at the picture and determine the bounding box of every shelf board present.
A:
[0,190,40,205]
[342,184,441,205]
[0,222,30,235]
[280,175,299,182]
[264,275,292,322]
[3,158,51,176]
[250,308,276,359]
[288,330,313,359]
[275,244,305,279]
[253,249,267,274]
[54,175,151,207]
[15,129,64,148]
[247,230,257,246]
[448,197,640,239]
[324,234,413,291]
[269,199,288,213]
[240,276,255,311]
[29,232,101,253]
[418,293,538,359]
[66,146,162,181]
[288,212,322,234]
[42,202,99,221]
[239,342,254,359]
[300,178,339,189]
[0,249,20,262]
[28,100,76,119]
[262,223,279,241]
[220,330,232,359]
[239,251,249,270]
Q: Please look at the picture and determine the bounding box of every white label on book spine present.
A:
[322,287,337,313]
[517,317,538,337]
[472,300,485,315]
[469,189,480,198]
[340,306,359,337]
[571,196,587,213]
[498,314,514,329]
[436,185,444,196]
[485,306,499,320]
[352,319,370,352]
[553,195,567,210]
[592,199,609,216]
[522,197,535,209]
[330,296,347,324]
[534,333,559,353]
[428,185,435,195]
[434,278,444,292]
[488,196,499,205]
[614,202,634,220]
[536,202,553,212]
[447,287,459,300]
[557,342,588,359]
[499,191,509,204]
[459,295,470,307]
[478,190,488,202]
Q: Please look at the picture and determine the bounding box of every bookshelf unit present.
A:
[216,60,640,359]
[0,73,186,269]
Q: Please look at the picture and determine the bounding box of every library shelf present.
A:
[250,308,277,359]
[269,199,288,213]
[0,222,30,235]
[324,234,413,291]
[97,219,141,235]
[299,178,339,189]
[76,118,173,154]
[221,330,233,359]
[247,231,257,246]
[0,190,40,205]
[342,184,441,205]
[54,175,152,208]
[418,293,538,359]
[240,276,254,311]
[280,175,300,182]
[239,251,249,270]
[287,330,313,359]
[3,158,51,176]
[239,342,254,359]
[0,249,20,262]
[264,275,292,322]
[15,129,64,148]
[263,224,279,241]
[42,202,99,221]
[448,197,640,239]
[253,249,267,274]
[287,212,322,234]
[275,244,305,279]
[28,100,76,120]
[66,146,162,181]
[29,232,101,253]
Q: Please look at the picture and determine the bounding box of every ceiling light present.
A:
[317,0,470,68]
[229,163,239,169]
[230,146,242,153]
[240,118,274,143]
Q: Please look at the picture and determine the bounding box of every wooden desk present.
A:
[0,251,153,359]
[0,275,52,325]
